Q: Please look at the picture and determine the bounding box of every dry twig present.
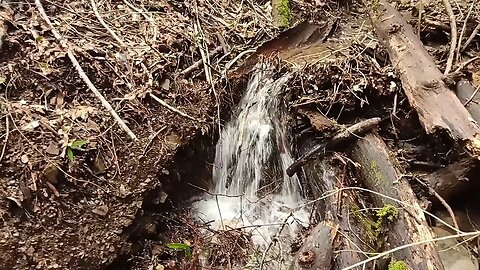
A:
[35,0,137,140]
[180,46,223,76]
[259,212,293,270]
[149,93,198,122]
[462,23,480,52]
[442,0,457,74]
[456,1,475,60]
[414,177,460,232]
[0,115,9,162]
[90,0,126,48]
[342,231,480,270]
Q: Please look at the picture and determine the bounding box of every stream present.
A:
[194,63,310,268]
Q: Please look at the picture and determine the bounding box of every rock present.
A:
[43,164,60,184]
[92,205,109,216]
[46,143,60,155]
[433,227,478,270]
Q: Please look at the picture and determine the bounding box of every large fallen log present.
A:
[351,133,445,270]
[287,118,381,176]
[293,138,372,269]
[422,157,477,201]
[367,0,480,155]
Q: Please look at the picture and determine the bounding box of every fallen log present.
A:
[294,138,372,269]
[422,157,477,201]
[351,133,445,270]
[367,0,480,155]
[286,117,381,176]
[290,222,333,270]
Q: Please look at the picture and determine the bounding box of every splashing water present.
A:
[194,63,310,264]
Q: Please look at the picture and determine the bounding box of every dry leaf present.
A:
[92,205,109,216]
[46,143,60,155]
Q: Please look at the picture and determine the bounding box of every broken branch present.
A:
[35,0,137,140]
[286,117,381,176]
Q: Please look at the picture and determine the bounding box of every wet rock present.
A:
[433,227,478,270]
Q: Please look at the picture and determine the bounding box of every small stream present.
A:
[194,63,310,268]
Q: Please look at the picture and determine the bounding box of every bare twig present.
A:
[461,23,480,52]
[141,126,167,156]
[454,55,480,73]
[122,0,157,41]
[417,0,423,36]
[442,0,457,74]
[259,212,293,270]
[0,115,9,162]
[414,177,460,232]
[456,1,475,60]
[298,186,462,234]
[287,117,382,176]
[35,0,137,140]
[180,46,223,76]
[342,231,480,270]
[90,0,125,47]
[464,85,480,106]
[149,93,198,121]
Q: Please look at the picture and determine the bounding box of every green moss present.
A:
[376,204,398,222]
[350,203,380,247]
[276,0,291,28]
[388,259,408,270]
[350,203,399,252]
[368,160,383,185]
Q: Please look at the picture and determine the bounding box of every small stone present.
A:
[20,155,29,164]
[159,191,168,203]
[43,164,60,184]
[92,205,109,216]
[45,143,60,155]
[92,154,106,175]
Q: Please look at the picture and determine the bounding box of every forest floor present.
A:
[0,0,479,269]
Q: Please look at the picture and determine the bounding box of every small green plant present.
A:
[166,242,192,259]
[376,204,398,222]
[66,140,88,161]
[277,0,291,27]
[388,258,408,270]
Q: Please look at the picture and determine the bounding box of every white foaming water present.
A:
[194,63,309,255]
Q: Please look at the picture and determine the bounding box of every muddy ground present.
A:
[1,0,480,269]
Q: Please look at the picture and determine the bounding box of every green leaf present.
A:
[185,246,192,259]
[166,243,189,250]
[166,243,192,259]
[70,140,88,150]
[67,147,74,161]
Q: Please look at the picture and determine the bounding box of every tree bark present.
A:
[296,138,371,269]
[351,133,445,270]
[422,157,477,201]
[367,0,480,155]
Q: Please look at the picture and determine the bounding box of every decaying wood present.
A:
[367,0,480,154]
[351,133,444,270]
[297,108,337,134]
[287,117,381,176]
[422,157,477,201]
[290,222,333,270]
[456,78,480,122]
[297,139,370,269]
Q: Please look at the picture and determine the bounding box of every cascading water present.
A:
[194,63,310,267]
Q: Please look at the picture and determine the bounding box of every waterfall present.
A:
[194,63,309,252]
